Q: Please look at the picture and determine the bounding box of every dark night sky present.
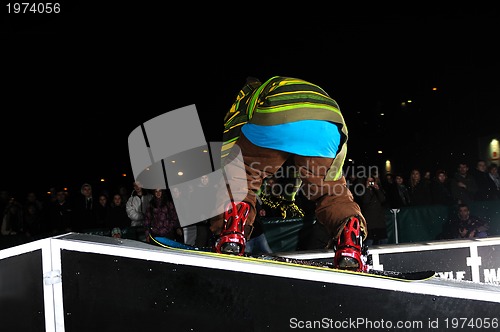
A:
[2,4,500,199]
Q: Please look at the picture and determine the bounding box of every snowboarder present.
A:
[211,76,368,271]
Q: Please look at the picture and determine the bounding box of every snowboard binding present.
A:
[214,201,250,256]
[333,215,368,272]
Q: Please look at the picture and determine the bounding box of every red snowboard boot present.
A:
[214,201,250,256]
[333,216,368,272]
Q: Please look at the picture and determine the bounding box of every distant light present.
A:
[385,160,392,173]
[489,139,499,161]
[177,171,184,176]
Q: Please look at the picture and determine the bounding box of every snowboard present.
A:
[150,236,435,282]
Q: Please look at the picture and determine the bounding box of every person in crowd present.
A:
[107,193,131,232]
[22,191,45,240]
[472,159,497,201]
[1,198,24,236]
[387,174,410,208]
[41,187,58,222]
[380,173,394,207]
[144,188,183,245]
[450,162,478,205]
[1,198,27,248]
[94,193,110,228]
[73,183,98,232]
[24,191,45,213]
[125,181,153,241]
[440,203,489,239]
[359,176,388,246]
[117,185,130,203]
[430,169,454,205]
[47,189,74,236]
[487,163,500,199]
[423,170,432,185]
[23,201,44,240]
[0,190,11,217]
[211,76,367,271]
[407,168,431,206]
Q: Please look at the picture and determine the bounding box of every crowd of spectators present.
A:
[0,181,182,250]
[1,159,499,250]
[347,159,499,241]
[368,160,500,210]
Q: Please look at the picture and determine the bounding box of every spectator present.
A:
[359,176,388,246]
[22,191,46,239]
[423,170,432,185]
[42,187,58,222]
[487,163,500,199]
[94,193,110,229]
[441,203,489,239]
[117,185,130,202]
[0,190,11,217]
[73,183,98,232]
[23,202,44,240]
[380,172,394,206]
[47,189,74,235]
[407,168,431,206]
[450,162,478,205]
[107,193,130,231]
[1,198,24,236]
[125,181,152,241]
[1,198,27,248]
[387,174,410,208]
[144,189,183,245]
[472,159,497,201]
[24,191,45,213]
[430,169,454,205]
